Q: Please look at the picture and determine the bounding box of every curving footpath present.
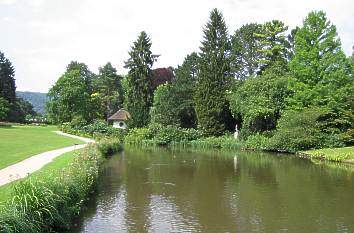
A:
[0,131,95,186]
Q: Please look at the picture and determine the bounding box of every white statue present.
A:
[234,125,239,139]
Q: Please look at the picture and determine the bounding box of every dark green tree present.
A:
[124,31,158,127]
[10,97,36,122]
[0,51,16,116]
[47,62,95,123]
[231,23,263,80]
[195,9,233,136]
[0,97,10,120]
[94,62,124,119]
[255,20,290,71]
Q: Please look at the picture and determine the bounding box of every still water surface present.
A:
[69,148,354,233]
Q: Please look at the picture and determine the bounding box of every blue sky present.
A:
[1,0,353,92]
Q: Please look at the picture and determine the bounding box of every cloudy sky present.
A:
[1,0,353,92]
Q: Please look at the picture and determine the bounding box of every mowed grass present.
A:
[0,125,84,169]
[0,149,81,204]
[303,146,354,162]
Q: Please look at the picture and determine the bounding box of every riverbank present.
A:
[60,124,353,164]
[300,147,354,163]
[0,126,123,232]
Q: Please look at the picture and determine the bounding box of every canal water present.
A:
[69,148,354,233]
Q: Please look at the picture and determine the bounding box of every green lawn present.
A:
[303,146,354,162]
[0,149,81,204]
[0,125,84,169]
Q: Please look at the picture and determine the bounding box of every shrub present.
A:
[188,136,243,150]
[60,119,126,140]
[125,128,152,145]
[96,138,123,157]
[152,125,203,146]
[244,134,269,150]
[268,107,329,152]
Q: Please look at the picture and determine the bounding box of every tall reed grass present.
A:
[0,144,102,233]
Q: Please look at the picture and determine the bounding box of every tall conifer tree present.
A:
[124,31,158,127]
[0,51,16,105]
[195,9,233,136]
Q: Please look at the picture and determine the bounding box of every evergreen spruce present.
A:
[124,31,158,127]
[195,9,233,136]
[0,51,16,106]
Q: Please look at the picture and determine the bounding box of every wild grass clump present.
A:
[96,138,123,157]
[0,145,101,233]
[188,136,243,150]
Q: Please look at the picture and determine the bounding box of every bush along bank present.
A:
[123,124,353,162]
[60,119,126,141]
[0,139,123,233]
[60,119,353,162]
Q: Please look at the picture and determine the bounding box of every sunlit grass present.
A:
[0,149,81,204]
[303,146,354,162]
[0,125,84,169]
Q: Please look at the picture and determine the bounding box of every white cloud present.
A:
[0,0,17,5]
[1,0,353,92]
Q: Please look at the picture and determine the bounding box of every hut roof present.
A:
[108,109,131,121]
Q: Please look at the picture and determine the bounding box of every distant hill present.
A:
[16,91,47,115]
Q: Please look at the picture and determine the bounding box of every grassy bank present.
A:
[0,137,122,233]
[301,146,354,162]
[0,145,100,232]
[0,149,81,204]
[0,125,84,169]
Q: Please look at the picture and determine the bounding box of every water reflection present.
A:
[68,148,354,233]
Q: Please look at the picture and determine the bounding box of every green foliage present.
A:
[255,20,290,71]
[0,146,101,232]
[149,124,203,146]
[47,62,96,124]
[287,11,353,145]
[303,146,354,162]
[8,98,36,123]
[0,97,10,120]
[0,51,16,106]
[150,84,180,126]
[60,119,126,141]
[244,134,269,150]
[188,136,243,150]
[125,124,203,146]
[268,107,341,152]
[229,65,289,138]
[96,138,123,157]
[124,31,158,128]
[231,23,263,80]
[150,78,197,128]
[125,127,152,145]
[94,62,124,119]
[195,8,234,136]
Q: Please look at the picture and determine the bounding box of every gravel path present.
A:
[0,131,94,186]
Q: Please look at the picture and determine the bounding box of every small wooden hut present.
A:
[108,109,131,129]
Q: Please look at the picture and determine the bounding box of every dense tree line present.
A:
[44,9,353,151]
